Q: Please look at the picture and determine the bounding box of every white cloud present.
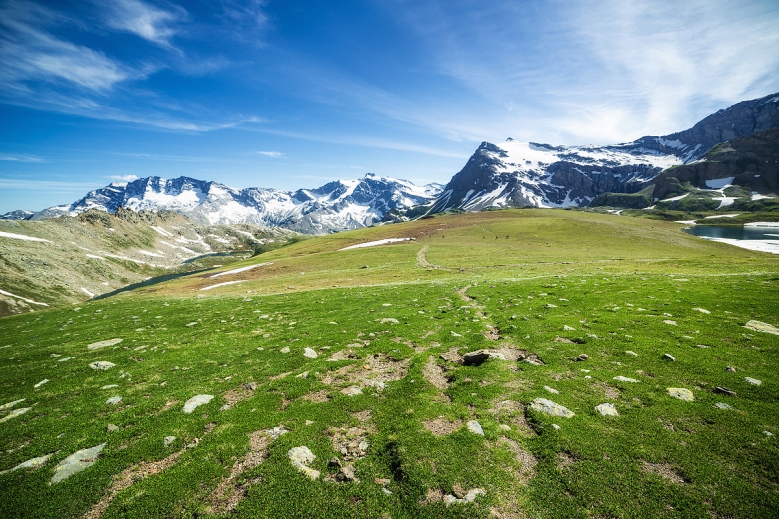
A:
[109,174,139,181]
[256,151,282,157]
[102,0,182,47]
[0,153,45,163]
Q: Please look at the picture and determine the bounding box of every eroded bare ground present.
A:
[423,356,450,390]
[640,461,686,484]
[206,431,274,515]
[330,426,374,461]
[221,384,256,409]
[321,353,410,390]
[420,487,445,504]
[497,438,537,485]
[440,347,463,364]
[557,452,576,470]
[485,325,502,340]
[423,417,463,436]
[591,382,621,400]
[301,389,330,403]
[490,400,536,436]
[82,449,187,519]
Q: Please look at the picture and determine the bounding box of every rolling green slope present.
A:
[1,209,777,519]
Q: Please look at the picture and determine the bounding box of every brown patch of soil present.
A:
[157,399,179,414]
[420,487,444,504]
[327,349,361,362]
[351,410,371,423]
[497,438,537,485]
[321,354,409,389]
[490,400,535,436]
[302,389,330,403]
[554,336,575,344]
[591,382,620,400]
[557,452,576,470]
[420,330,435,339]
[269,371,293,380]
[440,347,463,364]
[640,461,686,484]
[222,386,254,408]
[485,326,501,341]
[490,346,527,361]
[206,431,274,515]
[423,356,450,390]
[422,417,463,436]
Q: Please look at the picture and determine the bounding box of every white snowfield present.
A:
[0,231,52,242]
[199,280,246,291]
[700,237,779,255]
[0,289,48,306]
[209,262,273,278]
[339,238,413,251]
[660,193,689,202]
[704,177,736,189]
[745,222,779,228]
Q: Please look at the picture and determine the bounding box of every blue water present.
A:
[684,225,779,240]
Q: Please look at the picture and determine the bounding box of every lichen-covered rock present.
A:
[341,386,363,397]
[183,394,214,413]
[105,396,122,405]
[613,376,639,383]
[0,407,31,423]
[51,443,106,484]
[744,320,779,335]
[303,347,318,359]
[595,403,619,416]
[0,453,53,475]
[467,420,484,436]
[288,446,319,479]
[530,398,575,418]
[667,388,694,401]
[463,349,490,366]
[745,377,762,386]
[89,361,115,370]
[87,338,123,350]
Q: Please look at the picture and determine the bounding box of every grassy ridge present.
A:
[0,209,777,518]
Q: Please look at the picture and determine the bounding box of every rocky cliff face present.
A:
[651,128,779,200]
[427,92,779,214]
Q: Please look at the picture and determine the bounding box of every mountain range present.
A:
[3,92,778,232]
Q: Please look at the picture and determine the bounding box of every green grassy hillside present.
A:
[1,209,777,518]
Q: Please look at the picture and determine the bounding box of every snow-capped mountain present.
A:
[428,92,779,213]
[28,174,443,234]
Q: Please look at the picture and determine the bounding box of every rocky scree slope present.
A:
[10,174,442,234]
[426,92,779,214]
[0,208,294,316]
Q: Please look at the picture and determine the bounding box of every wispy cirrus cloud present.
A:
[101,0,184,48]
[256,151,282,157]
[0,153,46,163]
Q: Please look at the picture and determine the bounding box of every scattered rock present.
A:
[244,382,257,391]
[163,436,176,447]
[613,376,639,383]
[662,354,676,362]
[0,399,25,411]
[543,386,559,394]
[450,331,462,337]
[463,349,491,366]
[545,304,557,308]
[625,351,638,356]
[551,424,561,430]
[89,361,115,370]
[563,325,575,331]
[725,366,736,373]
[713,402,733,410]
[530,398,574,418]
[51,443,106,484]
[303,347,318,359]
[287,446,319,479]
[185,322,198,327]
[87,338,123,350]
[380,318,399,324]
[499,424,511,431]
[667,388,694,401]
[443,488,485,506]
[744,320,779,335]
[0,453,53,475]
[745,377,762,386]
[764,431,775,437]
[576,354,588,361]
[692,308,710,314]
[34,379,49,389]
[279,346,290,354]
[106,424,119,432]
[466,420,484,436]
[340,386,363,397]
[594,403,619,416]
[101,384,118,390]
[0,407,31,423]
[265,426,288,439]
[105,396,122,405]
[663,320,678,326]
[714,387,737,397]
[183,394,214,413]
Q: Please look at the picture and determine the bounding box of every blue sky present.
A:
[1,0,778,213]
